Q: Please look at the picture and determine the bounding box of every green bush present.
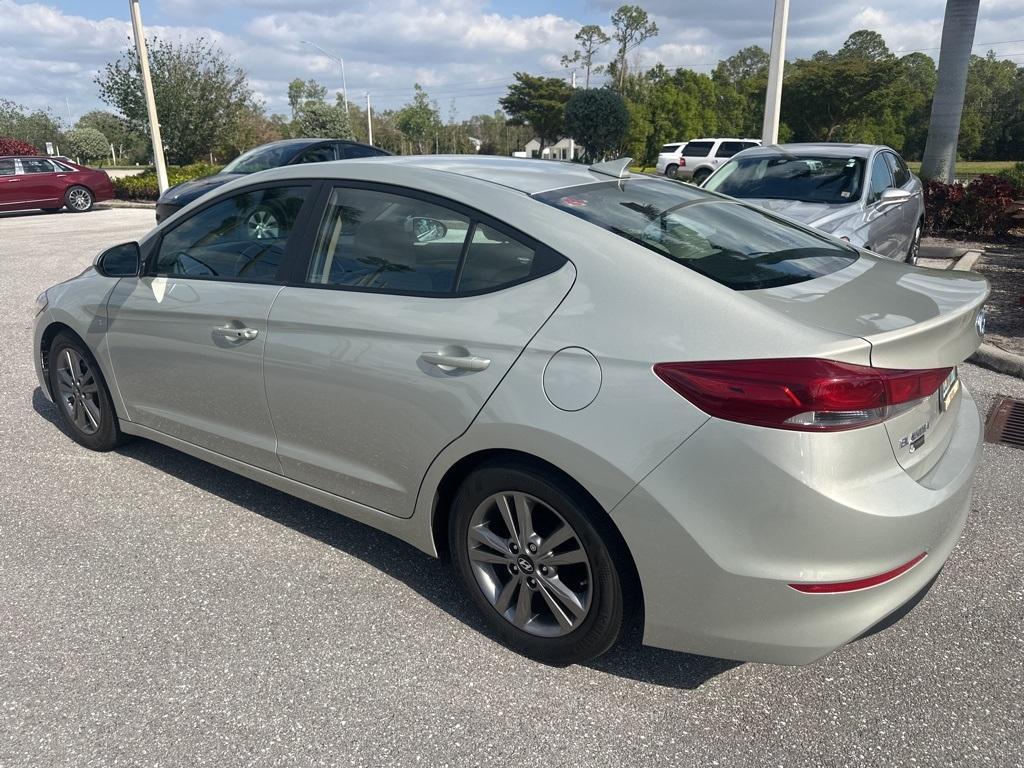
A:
[113,162,222,200]
[996,161,1024,191]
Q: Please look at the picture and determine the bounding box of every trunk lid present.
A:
[749,254,989,479]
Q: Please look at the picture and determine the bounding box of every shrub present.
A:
[0,137,39,155]
[923,174,1021,237]
[64,127,110,164]
[113,162,222,201]
[997,161,1024,191]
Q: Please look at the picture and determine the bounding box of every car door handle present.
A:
[420,352,491,372]
[213,325,259,341]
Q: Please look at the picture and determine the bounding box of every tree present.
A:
[96,37,258,165]
[76,110,146,164]
[0,100,62,150]
[561,24,611,89]
[288,78,329,117]
[295,101,351,138]
[712,46,769,138]
[395,84,442,153]
[499,73,572,150]
[609,5,658,90]
[64,127,110,164]
[564,89,630,161]
[220,103,285,157]
[920,0,981,181]
[838,29,894,62]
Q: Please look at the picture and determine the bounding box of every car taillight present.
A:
[653,358,952,432]
[680,158,686,167]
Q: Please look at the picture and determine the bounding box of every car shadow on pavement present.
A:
[33,387,739,690]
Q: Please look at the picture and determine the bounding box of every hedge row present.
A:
[113,163,222,200]
[924,164,1024,238]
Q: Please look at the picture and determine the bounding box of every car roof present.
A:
[742,143,885,159]
[280,155,643,195]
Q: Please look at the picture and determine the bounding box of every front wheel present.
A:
[47,333,125,451]
[450,461,631,665]
[906,223,922,265]
[65,186,94,212]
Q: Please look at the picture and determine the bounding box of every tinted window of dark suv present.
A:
[681,141,714,157]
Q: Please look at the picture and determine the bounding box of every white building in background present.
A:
[522,138,582,161]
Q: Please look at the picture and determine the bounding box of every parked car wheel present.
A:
[47,333,125,451]
[450,460,631,665]
[906,222,922,265]
[665,163,678,178]
[246,206,281,240]
[65,186,94,212]
[692,168,712,185]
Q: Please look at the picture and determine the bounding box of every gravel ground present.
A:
[974,241,1024,357]
[1,209,1023,767]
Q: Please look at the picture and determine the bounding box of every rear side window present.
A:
[155,186,309,281]
[661,144,681,153]
[716,141,745,158]
[535,179,857,291]
[0,159,15,176]
[743,142,760,150]
[295,145,336,164]
[681,141,714,157]
[341,144,384,159]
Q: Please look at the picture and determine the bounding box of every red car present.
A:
[0,156,114,214]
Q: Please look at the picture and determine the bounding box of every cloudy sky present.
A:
[2,0,1023,124]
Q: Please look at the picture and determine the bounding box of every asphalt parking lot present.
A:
[2,207,1023,767]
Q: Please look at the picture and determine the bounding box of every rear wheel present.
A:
[665,163,678,178]
[692,168,712,185]
[450,460,631,665]
[47,333,125,451]
[65,186,94,212]
[906,222,922,265]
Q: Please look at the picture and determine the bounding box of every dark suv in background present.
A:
[155,138,390,222]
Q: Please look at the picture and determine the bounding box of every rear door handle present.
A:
[214,325,259,341]
[420,351,491,372]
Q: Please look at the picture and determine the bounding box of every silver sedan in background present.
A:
[702,143,925,265]
[34,156,985,666]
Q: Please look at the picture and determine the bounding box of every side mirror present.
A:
[877,188,912,209]
[95,242,141,277]
[411,217,448,243]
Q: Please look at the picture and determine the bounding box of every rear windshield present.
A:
[681,141,714,157]
[705,154,866,204]
[534,178,858,291]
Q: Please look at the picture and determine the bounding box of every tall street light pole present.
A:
[129,0,168,193]
[761,0,790,146]
[301,40,349,120]
[365,92,373,145]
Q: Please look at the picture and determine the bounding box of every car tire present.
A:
[906,222,922,265]
[47,332,126,452]
[692,168,711,185]
[65,186,94,212]
[450,459,632,665]
[665,163,678,178]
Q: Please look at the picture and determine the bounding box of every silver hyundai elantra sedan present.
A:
[33,155,988,665]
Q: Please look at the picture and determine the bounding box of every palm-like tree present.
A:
[920,0,981,182]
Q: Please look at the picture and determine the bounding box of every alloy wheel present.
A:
[466,491,593,637]
[247,209,280,240]
[67,188,92,211]
[55,348,101,435]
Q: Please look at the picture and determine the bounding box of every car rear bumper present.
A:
[610,384,982,665]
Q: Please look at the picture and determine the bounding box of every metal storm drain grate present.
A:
[984,397,1024,450]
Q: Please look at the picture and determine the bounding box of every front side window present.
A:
[221,144,295,175]
[296,145,336,164]
[155,186,308,281]
[884,152,910,187]
[704,154,865,204]
[535,178,857,291]
[21,159,56,174]
[868,154,893,203]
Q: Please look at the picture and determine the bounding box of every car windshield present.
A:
[534,178,858,291]
[221,144,295,174]
[704,154,865,204]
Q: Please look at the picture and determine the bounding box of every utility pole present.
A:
[301,40,349,121]
[129,0,169,193]
[365,92,373,146]
[761,0,789,145]
[569,70,576,162]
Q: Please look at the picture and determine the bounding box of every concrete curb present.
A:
[97,200,156,210]
[953,249,983,271]
[970,343,1024,379]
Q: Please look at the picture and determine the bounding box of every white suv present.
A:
[656,138,761,183]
